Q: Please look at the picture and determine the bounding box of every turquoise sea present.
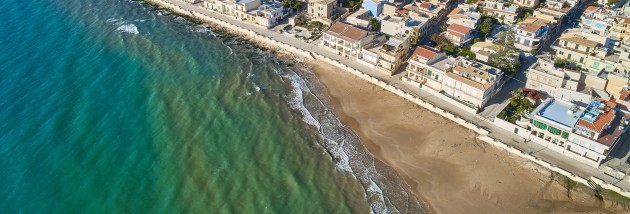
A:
[0,0,424,213]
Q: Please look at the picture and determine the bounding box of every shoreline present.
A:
[135,0,630,212]
[307,60,626,213]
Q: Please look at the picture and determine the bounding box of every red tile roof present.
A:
[411,46,439,60]
[585,6,599,12]
[520,88,547,103]
[326,22,369,42]
[447,23,472,36]
[575,101,617,134]
[420,2,432,9]
[396,9,409,15]
[448,8,462,16]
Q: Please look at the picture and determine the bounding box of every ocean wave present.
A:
[284,72,321,129]
[367,180,388,214]
[282,67,427,214]
[156,10,169,16]
[117,24,139,34]
[106,18,121,23]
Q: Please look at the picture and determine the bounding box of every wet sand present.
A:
[308,60,619,214]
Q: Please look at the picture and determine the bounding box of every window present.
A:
[548,126,561,135]
[559,51,564,55]
[575,44,579,49]
[434,75,438,80]
[567,54,572,59]
[606,65,613,71]
[593,61,600,68]
[563,41,568,46]
[586,47,590,52]
[561,131,569,139]
[533,120,547,129]
[514,128,519,134]
[579,57,584,63]
[427,70,432,75]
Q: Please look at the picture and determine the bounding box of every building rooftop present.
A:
[326,22,369,42]
[531,99,583,128]
[310,0,336,4]
[561,35,600,48]
[410,45,439,61]
[447,23,473,35]
[517,17,550,33]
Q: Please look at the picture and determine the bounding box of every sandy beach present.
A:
[308,60,626,214]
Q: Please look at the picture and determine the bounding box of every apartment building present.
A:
[380,15,431,45]
[403,2,446,22]
[308,0,337,19]
[442,58,503,109]
[525,55,592,104]
[528,98,628,166]
[255,1,288,28]
[446,4,481,29]
[444,23,474,47]
[481,0,520,24]
[513,0,539,8]
[321,22,376,59]
[553,33,617,73]
[404,46,453,90]
[515,17,550,52]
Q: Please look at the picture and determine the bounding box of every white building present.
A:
[442,58,503,109]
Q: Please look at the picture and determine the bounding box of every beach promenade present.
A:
[147,0,630,197]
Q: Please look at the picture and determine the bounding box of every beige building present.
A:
[525,55,592,104]
[308,0,337,19]
[553,33,616,73]
[470,42,519,63]
[357,35,410,75]
[321,22,377,59]
[513,0,539,8]
[442,58,503,109]
[404,46,453,91]
[481,0,520,24]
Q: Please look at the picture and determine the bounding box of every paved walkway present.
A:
[159,0,630,191]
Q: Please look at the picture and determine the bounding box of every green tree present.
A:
[488,28,519,74]
[282,0,302,9]
[459,46,476,59]
[480,17,495,38]
[499,89,534,122]
[368,18,380,31]
[608,0,618,5]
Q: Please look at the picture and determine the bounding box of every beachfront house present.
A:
[404,46,453,91]
[514,17,550,53]
[528,99,628,166]
[443,23,474,47]
[357,35,410,75]
[321,22,377,59]
[255,1,288,28]
[441,58,503,109]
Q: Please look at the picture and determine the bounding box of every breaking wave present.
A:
[117,24,139,34]
[281,65,427,214]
